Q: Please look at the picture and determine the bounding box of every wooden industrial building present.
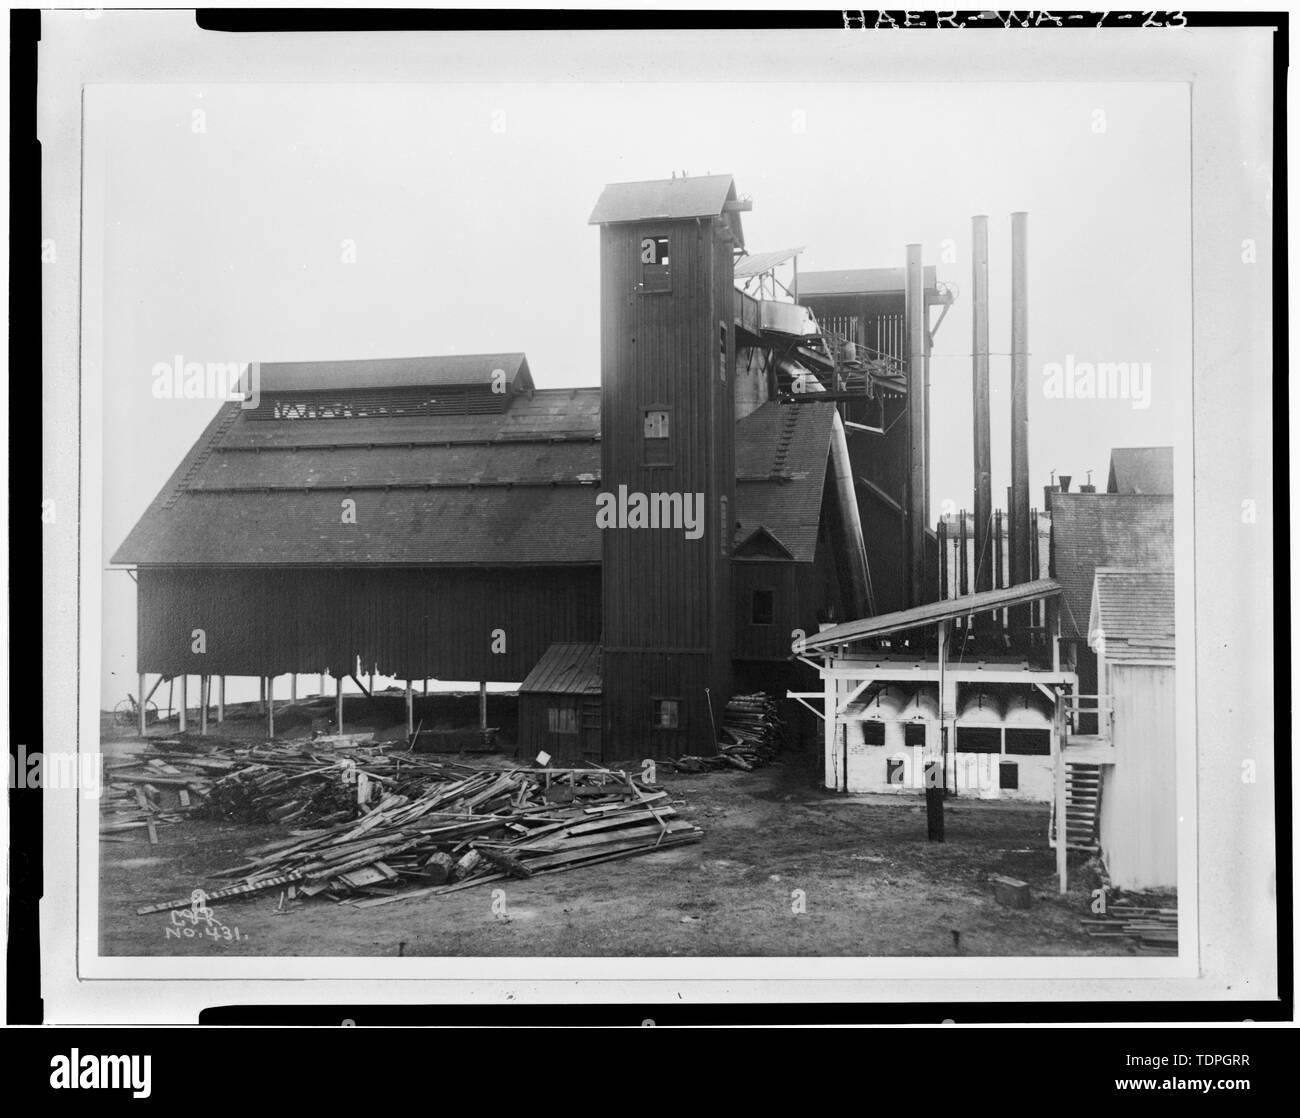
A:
[114,173,945,760]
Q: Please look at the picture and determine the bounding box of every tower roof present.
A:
[588,174,744,245]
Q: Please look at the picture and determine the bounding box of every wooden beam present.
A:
[138,673,147,737]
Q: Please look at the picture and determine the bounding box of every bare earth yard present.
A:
[99,721,1135,958]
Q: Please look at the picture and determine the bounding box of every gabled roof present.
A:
[257,352,531,394]
[589,174,736,224]
[519,642,602,695]
[114,367,839,569]
[588,174,744,246]
[1049,494,1174,639]
[804,579,1062,653]
[1088,568,1175,663]
[112,387,604,567]
[734,401,836,564]
[1107,446,1173,495]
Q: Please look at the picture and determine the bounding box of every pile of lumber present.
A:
[136,761,700,914]
[1081,902,1178,953]
[671,693,786,772]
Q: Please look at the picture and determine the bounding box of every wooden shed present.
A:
[518,643,603,763]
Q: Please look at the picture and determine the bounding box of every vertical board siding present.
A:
[137,565,600,682]
[598,216,734,756]
[1099,662,1178,890]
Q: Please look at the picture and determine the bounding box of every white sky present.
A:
[93,80,1190,706]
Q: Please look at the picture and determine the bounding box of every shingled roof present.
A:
[734,400,836,563]
[1088,568,1175,663]
[112,387,604,567]
[114,377,836,568]
[1049,493,1174,639]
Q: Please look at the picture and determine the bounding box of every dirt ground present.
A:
[98,708,1150,958]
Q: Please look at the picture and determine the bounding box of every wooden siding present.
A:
[136,565,600,682]
[1098,662,1177,890]
[597,215,735,755]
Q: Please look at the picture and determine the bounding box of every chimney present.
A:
[906,243,927,607]
[1079,468,1096,494]
[971,216,993,595]
[1058,474,1072,493]
[1009,212,1031,594]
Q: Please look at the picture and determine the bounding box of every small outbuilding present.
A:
[518,643,603,764]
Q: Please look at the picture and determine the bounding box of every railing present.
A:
[1061,694,1115,741]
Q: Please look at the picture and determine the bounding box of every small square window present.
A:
[547,706,578,735]
[652,699,681,730]
[999,761,1019,790]
[903,722,926,747]
[644,410,669,439]
[751,588,775,626]
[643,408,671,465]
[640,236,671,293]
[862,721,886,746]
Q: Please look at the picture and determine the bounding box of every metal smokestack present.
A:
[971,216,992,596]
[905,243,926,607]
[1009,212,1031,598]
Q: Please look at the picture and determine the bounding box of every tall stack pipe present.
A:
[971,216,993,602]
[1009,212,1032,626]
[906,243,927,607]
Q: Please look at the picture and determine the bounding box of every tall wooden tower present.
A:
[588,175,745,757]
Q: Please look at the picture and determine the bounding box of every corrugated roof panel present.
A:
[805,579,1062,651]
[734,247,804,279]
[519,642,602,695]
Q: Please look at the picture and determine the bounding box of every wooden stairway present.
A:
[1049,762,1102,852]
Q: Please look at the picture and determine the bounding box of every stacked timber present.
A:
[136,763,701,914]
[672,693,786,772]
[1081,902,1178,954]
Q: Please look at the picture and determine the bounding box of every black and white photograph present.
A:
[17,7,1285,1035]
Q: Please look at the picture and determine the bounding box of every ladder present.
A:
[1049,762,1103,852]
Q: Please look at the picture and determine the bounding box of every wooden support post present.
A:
[258,675,266,716]
[423,678,428,696]
[178,675,187,734]
[267,676,275,739]
[319,673,325,698]
[291,674,297,703]
[200,675,208,736]
[406,681,414,737]
[336,673,344,732]
[138,673,147,736]
[927,622,946,841]
[1055,708,1068,894]
[217,676,225,722]
[479,681,488,730]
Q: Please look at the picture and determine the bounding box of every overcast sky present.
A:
[93,80,1190,705]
